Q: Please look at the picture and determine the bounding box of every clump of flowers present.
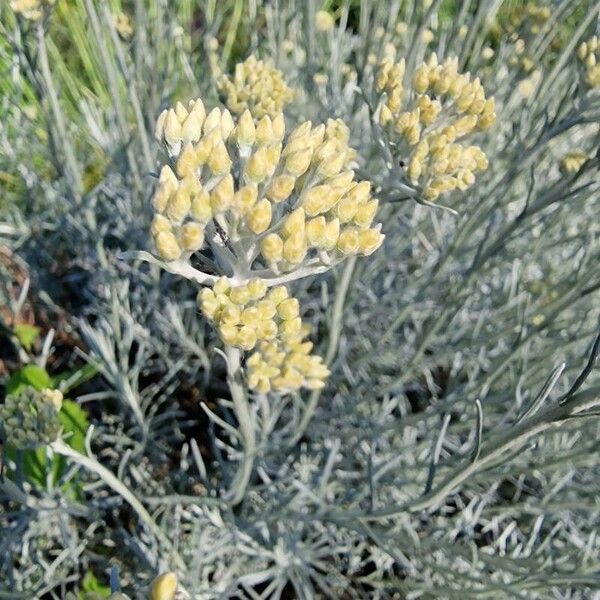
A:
[113,11,134,40]
[376,53,495,200]
[152,63,384,393]
[9,0,54,20]
[199,278,329,392]
[559,150,587,176]
[153,96,383,271]
[315,10,335,32]
[217,55,295,119]
[0,387,63,449]
[577,36,600,89]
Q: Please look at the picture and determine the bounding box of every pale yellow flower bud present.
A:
[218,323,238,345]
[358,229,385,255]
[155,109,168,141]
[285,148,314,177]
[256,319,278,340]
[318,151,346,177]
[198,288,219,319]
[247,199,272,234]
[164,109,182,145]
[175,101,188,123]
[379,104,393,126]
[155,231,181,261]
[190,187,212,222]
[167,187,191,223]
[182,110,204,144]
[277,297,299,320]
[240,306,259,326]
[265,144,283,173]
[180,222,204,251]
[301,185,337,216]
[261,233,284,263]
[213,276,231,295]
[280,316,302,337]
[272,113,286,140]
[237,325,257,350]
[322,218,340,250]
[233,184,258,214]
[247,278,267,300]
[220,109,235,139]
[267,175,296,203]
[268,285,289,305]
[282,207,306,237]
[229,285,250,305]
[149,572,178,600]
[153,165,178,212]
[336,195,358,223]
[256,299,276,320]
[236,109,256,145]
[220,304,241,325]
[315,10,334,32]
[203,107,222,134]
[150,214,171,237]
[245,147,269,182]
[210,174,234,212]
[207,140,232,175]
[412,65,430,94]
[336,228,359,254]
[176,142,198,178]
[354,199,379,227]
[283,233,307,264]
[306,216,327,246]
[256,116,274,145]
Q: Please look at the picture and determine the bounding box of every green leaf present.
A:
[79,570,111,598]
[13,324,40,351]
[52,363,99,393]
[6,365,52,394]
[59,399,89,454]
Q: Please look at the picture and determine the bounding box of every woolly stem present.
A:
[224,345,256,505]
[50,439,185,569]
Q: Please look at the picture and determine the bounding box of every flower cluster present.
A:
[577,36,600,89]
[0,387,63,449]
[315,10,335,32]
[153,97,383,271]
[9,0,54,20]
[217,55,295,119]
[377,53,495,200]
[113,11,134,40]
[152,73,384,395]
[559,150,587,176]
[199,278,329,392]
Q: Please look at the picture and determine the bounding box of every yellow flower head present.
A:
[217,55,295,119]
[376,53,495,201]
[10,0,54,20]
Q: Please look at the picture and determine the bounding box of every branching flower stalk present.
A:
[146,57,385,501]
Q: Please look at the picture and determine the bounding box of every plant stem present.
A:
[36,23,83,200]
[288,256,357,448]
[224,345,256,505]
[51,438,185,569]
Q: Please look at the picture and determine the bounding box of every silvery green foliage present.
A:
[1,0,599,598]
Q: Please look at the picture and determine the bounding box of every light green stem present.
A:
[36,24,83,199]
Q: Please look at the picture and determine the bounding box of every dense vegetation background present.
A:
[1,1,599,598]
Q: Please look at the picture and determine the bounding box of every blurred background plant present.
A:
[0,0,599,598]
